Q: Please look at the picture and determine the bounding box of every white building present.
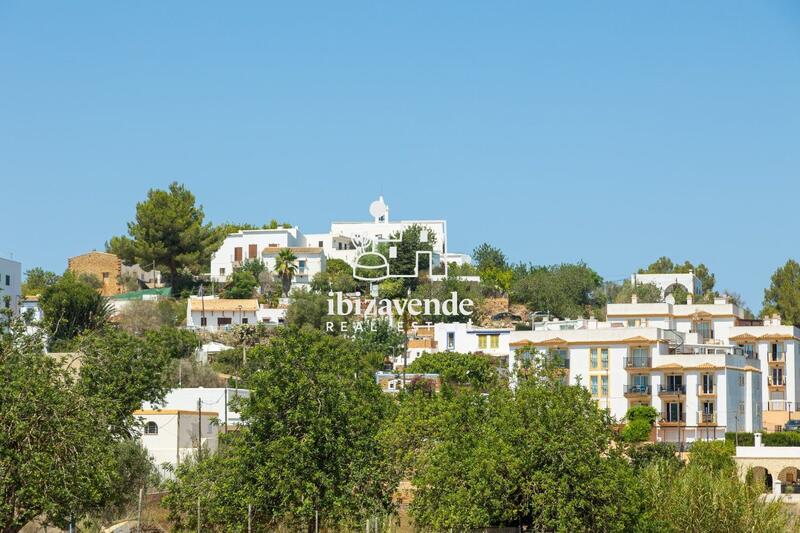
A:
[0,257,21,315]
[402,322,512,369]
[195,341,233,365]
[185,296,286,330]
[509,320,762,445]
[632,271,702,298]
[134,409,219,476]
[206,196,471,288]
[142,387,250,426]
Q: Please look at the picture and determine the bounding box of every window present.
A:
[770,343,784,361]
[701,374,714,394]
[249,244,258,258]
[447,332,455,351]
[741,343,756,358]
[549,348,569,368]
[217,317,232,326]
[666,374,684,392]
[234,247,243,262]
[219,267,226,275]
[242,318,248,324]
[200,317,207,326]
[4,275,9,286]
[693,321,713,341]
[591,347,608,370]
[102,272,109,279]
[478,335,488,349]
[772,367,784,386]
[318,241,323,247]
[144,421,158,435]
[299,260,307,271]
[627,319,641,327]
[666,402,683,422]
[591,376,608,398]
[490,335,499,349]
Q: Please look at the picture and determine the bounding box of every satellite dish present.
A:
[369,197,388,220]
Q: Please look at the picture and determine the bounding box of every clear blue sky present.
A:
[2,2,799,309]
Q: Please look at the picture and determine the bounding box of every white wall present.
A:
[0,257,21,315]
[143,388,251,426]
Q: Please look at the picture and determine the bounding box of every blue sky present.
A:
[2,2,799,309]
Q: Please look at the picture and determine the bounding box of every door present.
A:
[702,374,714,394]
[667,374,684,392]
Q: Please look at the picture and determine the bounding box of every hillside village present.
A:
[5,184,800,531]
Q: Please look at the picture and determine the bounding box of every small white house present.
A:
[0,257,21,315]
[134,409,219,476]
[142,387,250,426]
[186,297,259,330]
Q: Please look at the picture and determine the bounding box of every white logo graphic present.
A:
[351,201,445,282]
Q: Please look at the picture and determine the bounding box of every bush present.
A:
[725,432,800,447]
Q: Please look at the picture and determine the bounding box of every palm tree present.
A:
[274,249,298,297]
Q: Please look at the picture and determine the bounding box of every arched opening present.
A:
[748,466,771,493]
[663,283,689,304]
[144,421,158,435]
[778,467,800,493]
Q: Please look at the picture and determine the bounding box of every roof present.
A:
[134,409,219,416]
[189,298,259,312]
[262,246,324,254]
[111,287,172,301]
[22,295,40,302]
[68,250,119,260]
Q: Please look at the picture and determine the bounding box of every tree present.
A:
[611,280,662,304]
[620,405,658,443]
[105,235,137,265]
[274,249,297,297]
[109,183,212,291]
[223,269,258,299]
[762,259,800,326]
[76,328,175,437]
[164,327,397,531]
[480,266,513,296]
[77,272,103,290]
[286,290,344,332]
[510,262,604,318]
[40,272,111,348]
[117,299,185,335]
[381,366,643,531]
[372,224,436,291]
[472,243,507,271]
[407,352,500,391]
[0,321,120,532]
[639,256,717,301]
[21,267,59,295]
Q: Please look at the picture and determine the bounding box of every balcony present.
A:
[697,411,717,426]
[769,376,786,391]
[697,385,716,397]
[659,412,686,426]
[624,357,652,370]
[624,384,652,398]
[658,384,686,399]
[768,353,785,365]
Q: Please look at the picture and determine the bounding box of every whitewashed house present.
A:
[0,257,21,315]
[401,323,512,369]
[142,387,250,426]
[134,409,219,476]
[186,296,286,330]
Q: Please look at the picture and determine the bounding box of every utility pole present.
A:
[247,503,252,533]
[197,398,202,454]
[137,487,144,533]
[224,388,228,434]
[199,284,206,328]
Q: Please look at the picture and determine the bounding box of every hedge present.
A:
[725,431,800,447]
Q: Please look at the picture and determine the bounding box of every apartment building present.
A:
[207,196,471,288]
[0,257,21,315]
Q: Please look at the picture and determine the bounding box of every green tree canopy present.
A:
[511,262,604,318]
[407,351,500,391]
[21,267,60,295]
[108,182,213,291]
[223,269,258,299]
[472,242,508,271]
[164,327,397,531]
[762,259,800,325]
[40,271,111,348]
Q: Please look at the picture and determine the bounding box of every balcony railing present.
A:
[698,411,717,425]
[624,357,652,369]
[624,384,652,396]
[769,377,786,387]
[697,385,716,396]
[659,384,686,396]
[769,353,786,363]
[660,413,686,424]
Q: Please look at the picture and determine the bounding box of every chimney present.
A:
[631,294,638,304]
[686,293,693,305]
[714,295,728,305]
